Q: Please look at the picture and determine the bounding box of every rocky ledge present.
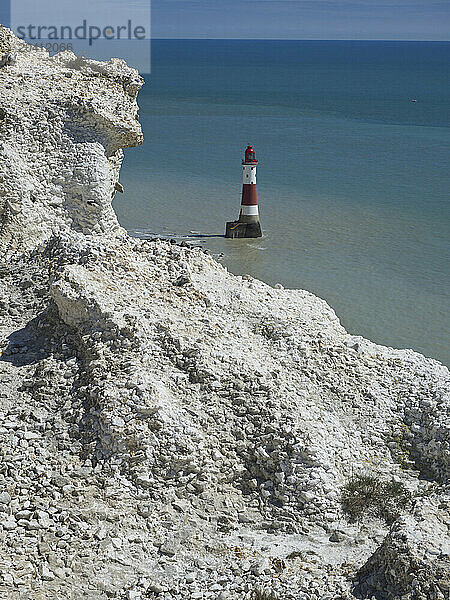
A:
[0,26,449,600]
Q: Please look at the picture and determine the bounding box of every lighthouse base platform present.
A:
[225,221,262,239]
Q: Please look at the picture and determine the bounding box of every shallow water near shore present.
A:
[114,40,450,366]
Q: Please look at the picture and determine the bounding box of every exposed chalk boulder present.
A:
[356,500,450,599]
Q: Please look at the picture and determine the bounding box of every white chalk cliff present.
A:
[0,26,448,600]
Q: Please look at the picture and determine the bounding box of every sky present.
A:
[152,0,449,40]
[1,0,449,40]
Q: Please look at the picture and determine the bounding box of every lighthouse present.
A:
[225,145,262,238]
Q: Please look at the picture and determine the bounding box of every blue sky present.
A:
[150,0,450,39]
[0,2,10,28]
[1,1,449,40]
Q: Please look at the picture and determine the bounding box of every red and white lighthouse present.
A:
[225,145,262,238]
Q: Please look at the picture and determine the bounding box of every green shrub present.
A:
[341,475,412,524]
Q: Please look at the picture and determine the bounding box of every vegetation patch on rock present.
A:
[341,475,412,524]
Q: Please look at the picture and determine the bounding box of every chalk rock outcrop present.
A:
[356,501,449,599]
[0,26,448,600]
[0,25,142,253]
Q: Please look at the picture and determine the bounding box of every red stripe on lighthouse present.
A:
[241,184,257,206]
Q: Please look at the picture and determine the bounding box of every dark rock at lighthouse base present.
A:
[225,220,262,238]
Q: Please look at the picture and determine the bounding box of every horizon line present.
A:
[151,38,450,42]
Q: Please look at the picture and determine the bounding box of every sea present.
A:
[113,40,450,367]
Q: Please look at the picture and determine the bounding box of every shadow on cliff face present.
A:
[0,314,52,366]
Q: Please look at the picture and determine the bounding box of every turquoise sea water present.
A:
[114,40,450,366]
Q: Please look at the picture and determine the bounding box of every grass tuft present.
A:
[341,475,412,524]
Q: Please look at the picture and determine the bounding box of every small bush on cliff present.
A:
[341,475,412,524]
